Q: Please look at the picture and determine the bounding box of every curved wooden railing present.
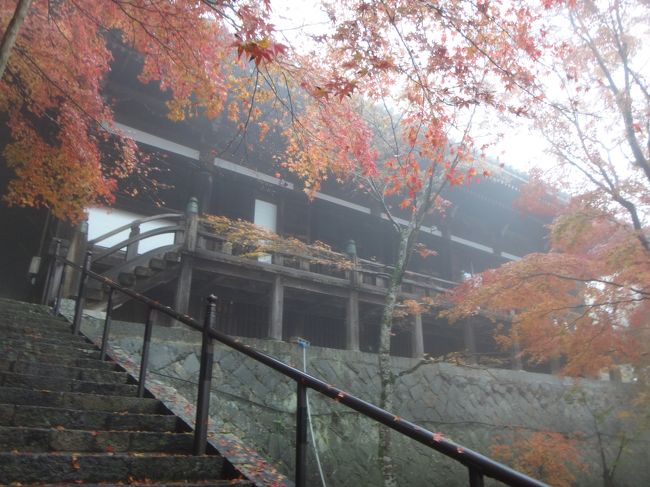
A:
[89,213,184,265]
[88,213,182,246]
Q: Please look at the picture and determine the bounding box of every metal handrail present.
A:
[88,213,183,246]
[53,252,547,487]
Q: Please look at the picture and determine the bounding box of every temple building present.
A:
[0,43,549,368]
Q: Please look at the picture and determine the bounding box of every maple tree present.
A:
[446,0,650,380]
[0,0,285,221]
[491,430,585,487]
[441,0,650,476]
[272,1,548,484]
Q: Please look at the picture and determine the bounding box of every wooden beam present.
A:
[268,276,284,340]
[192,249,388,305]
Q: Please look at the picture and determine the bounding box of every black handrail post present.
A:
[72,251,92,335]
[469,466,485,487]
[137,307,155,398]
[100,287,115,361]
[295,381,308,487]
[193,294,218,455]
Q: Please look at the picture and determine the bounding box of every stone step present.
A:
[0,404,185,433]
[0,319,72,336]
[1,349,119,370]
[0,386,164,414]
[0,360,130,384]
[164,251,181,263]
[0,426,194,454]
[0,371,139,396]
[0,310,69,327]
[149,257,168,271]
[2,332,96,350]
[1,339,102,358]
[134,265,155,278]
[0,322,88,341]
[0,452,227,484]
[0,298,53,314]
[0,305,55,320]
[1,327,93,345]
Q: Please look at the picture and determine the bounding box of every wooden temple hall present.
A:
[1,48,549,367]
[36,120,547,365]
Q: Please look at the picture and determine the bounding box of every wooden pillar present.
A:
[174,257,193,315]
[268,276,284,340]
[410,313,424,358]
[463,320,478,365]
[174,198,199,317]
[345,290,360,351]
[345,242,360,351]
[63,220,88,297]
[125,225,140,261]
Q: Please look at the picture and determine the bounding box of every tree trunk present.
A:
[377,228,413,487]
[0,0,33,80]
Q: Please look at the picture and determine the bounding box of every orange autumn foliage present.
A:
[445,204,650,376]
[0,0,284,221]
[491,431,586,487]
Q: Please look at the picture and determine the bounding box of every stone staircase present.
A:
[0,298,251,486]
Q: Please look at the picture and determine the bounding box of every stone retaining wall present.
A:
[80,317,650,486]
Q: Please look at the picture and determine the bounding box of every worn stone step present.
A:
[1,349,119,370]
[0,360,130,384]
[0,372,139,396]
[0,306,56,320]
[0,426,195,454]
[0,332,96,350]
[1,328,93,346]
[0,310,69,326]
[0,322,87,341]
[0,387,164,414]
[0,452,227,484]
[149,257,168,271]
[0,298,53,314]
[134,265,155,278]
[0,317,71,332]
[0,403,185,432]
[164,251,181,263]
[1,339,101,358]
